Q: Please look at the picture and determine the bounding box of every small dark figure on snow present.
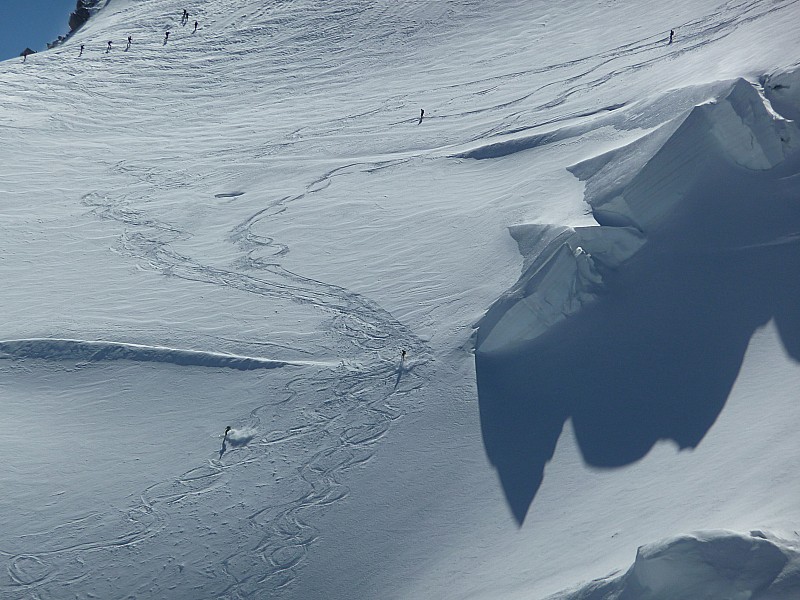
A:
[193,21,198,33]
[126,35,132,50]
[669,29,674,44]
[79,44,84,56]
[417,109,424,125]
[219,426,232,459]
[164,31,170,44]
[106,40,112,53]
[401,349,407,362]
[182,9,189,24]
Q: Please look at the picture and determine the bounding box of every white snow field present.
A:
[2,0,800,598]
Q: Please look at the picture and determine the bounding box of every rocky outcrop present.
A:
[47,0,106,48]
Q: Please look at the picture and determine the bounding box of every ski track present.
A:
[1,134,431,599]
[446,0,800,147]
[2,0,798,596]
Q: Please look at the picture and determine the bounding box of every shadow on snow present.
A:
[476,148,800,525]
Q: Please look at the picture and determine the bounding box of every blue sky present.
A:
[0,0,78,61]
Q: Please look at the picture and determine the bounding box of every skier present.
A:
[401,349,407,362]
[219,426,231,459]
[164,31,170,44]
[193,21,199,33]
[417,109,424,125]
[669,29,674,44]
[126,35,132,50]
[106,40,112,53]
[79,44,84,56]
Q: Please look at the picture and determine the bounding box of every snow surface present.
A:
[3,0,800,598]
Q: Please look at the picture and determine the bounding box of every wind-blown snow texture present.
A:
[3,1,800,599]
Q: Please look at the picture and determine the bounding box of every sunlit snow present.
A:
[2,1,800,599]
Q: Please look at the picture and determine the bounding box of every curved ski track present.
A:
[3,0,799,596]
[0,156,430,597]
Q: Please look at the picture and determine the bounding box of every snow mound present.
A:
[451,104,626,160]
[550,530,800,599]
[0,338,295,371]
[587,78,799,232]
[475,71,800,524]
[476,76,800,356]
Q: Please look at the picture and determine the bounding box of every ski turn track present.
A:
[0,164,431,598]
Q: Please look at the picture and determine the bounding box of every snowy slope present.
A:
[2,0,800,598]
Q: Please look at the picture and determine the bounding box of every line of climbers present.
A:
[74,8,199,57]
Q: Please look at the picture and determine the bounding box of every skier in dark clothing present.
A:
[164,31,170,44]
[106,40,112,53]
[79,44,84,56]
[219,426,232,459]
[417,109,424,125]
[193,21,199,33]
[126,35,132,50]
[669,29,674,44]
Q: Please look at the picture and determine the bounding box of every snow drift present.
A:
[0,338,297,370]
[5,0,800,598]
[476,74,800,524]
[551,530,800,599]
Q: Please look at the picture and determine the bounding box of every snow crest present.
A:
[476,75,800,356]
[475,73,800,524]
[550,530,800,599]
[0,338,302,370]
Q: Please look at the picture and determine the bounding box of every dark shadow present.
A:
[218,437,227,459]
[477,153,800,524]
[394,363,404,389]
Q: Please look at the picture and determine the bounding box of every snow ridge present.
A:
[550,530,800,599]
[0,338,322,370]
[475,73,800,525]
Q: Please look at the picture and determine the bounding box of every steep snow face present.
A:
[476,77,800,357]
[706,79,798,170]
[763,63,800,122]
[475,74,800,524]
[476,74,800,373]
[475,225,646,355]
[4,0,800,599]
